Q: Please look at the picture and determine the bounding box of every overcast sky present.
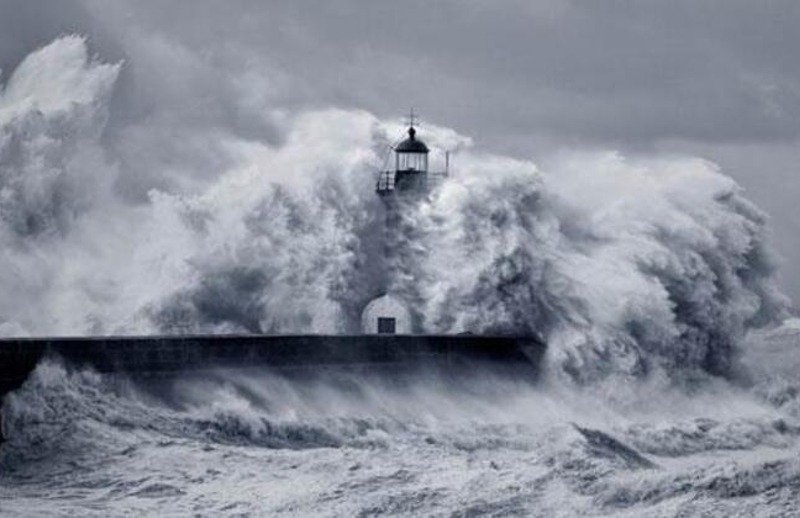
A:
[2,0,800,305]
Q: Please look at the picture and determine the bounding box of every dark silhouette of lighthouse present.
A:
[376,109,449,197]
[361,112,449,334]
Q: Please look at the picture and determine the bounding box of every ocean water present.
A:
[2,322,800,517]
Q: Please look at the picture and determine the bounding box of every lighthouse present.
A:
[361,113,448,335]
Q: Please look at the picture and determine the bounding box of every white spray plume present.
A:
[0,36,789,384]
[398,151,789,382]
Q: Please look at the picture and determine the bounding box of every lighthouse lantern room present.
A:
[376,110,444,196]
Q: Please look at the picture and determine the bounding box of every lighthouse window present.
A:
[396,153,428,171]
[377,317,396,334]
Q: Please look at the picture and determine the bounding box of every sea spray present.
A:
[398,153,788,382]
[0,36,789,386]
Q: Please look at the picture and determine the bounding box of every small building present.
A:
[360,294,412,334]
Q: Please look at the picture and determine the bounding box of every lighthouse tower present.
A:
[361,113,448,335]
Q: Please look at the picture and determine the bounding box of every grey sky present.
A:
[2,0,800,305]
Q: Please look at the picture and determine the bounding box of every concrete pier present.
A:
[0,334,545,442]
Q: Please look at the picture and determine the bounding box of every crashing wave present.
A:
[0,36,790,385]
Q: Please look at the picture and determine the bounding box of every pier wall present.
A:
[0,334,545,441]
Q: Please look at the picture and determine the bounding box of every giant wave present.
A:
[0,36,788,385]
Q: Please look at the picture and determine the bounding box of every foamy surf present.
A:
[2,336,800,517]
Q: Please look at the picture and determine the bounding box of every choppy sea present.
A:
[2,322,800,517]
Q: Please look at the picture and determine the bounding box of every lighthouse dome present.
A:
[394,126,429,153]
